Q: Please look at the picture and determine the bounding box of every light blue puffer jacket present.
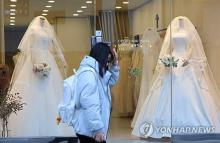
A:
[73,56,119,140]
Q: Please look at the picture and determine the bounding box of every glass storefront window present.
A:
[1,0,220,142]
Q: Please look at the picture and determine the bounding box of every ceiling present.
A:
[4,0,151,26]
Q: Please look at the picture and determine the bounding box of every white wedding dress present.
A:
[131,28,162,127]
[132,16,220,138]
[8,16,74,137]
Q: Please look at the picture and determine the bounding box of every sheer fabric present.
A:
[8,16,73,137]
[132,16,220,138]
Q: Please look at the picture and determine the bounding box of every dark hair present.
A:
[90,42,113,78]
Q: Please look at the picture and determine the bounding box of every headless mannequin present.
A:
[31,18,51,65]
[40,17,45,27]
[172,18,192,67]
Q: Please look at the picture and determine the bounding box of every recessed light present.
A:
[77,10,83,13]
[43,9,49,12]
[10,23,15,26]
[86,1,92,4]
[45,5,52,8]
[73,13,79,16]
[10,17,15,19]
[122,1,129,4]
[10,9,16,12]
[10,4,16,7]
[81,6,87,9]
[10,19,15,23]
[10,0,17,2]
[115,6,122,9]
[42,13,48,16]
[48,0,55,3]
[10,13,16,15]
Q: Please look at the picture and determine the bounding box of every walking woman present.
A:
[74,42,120,143]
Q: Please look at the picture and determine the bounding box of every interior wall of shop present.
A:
[172,0,220,87]
[131,0,220,88]
[131,0,164,36]
[56,17,91,76]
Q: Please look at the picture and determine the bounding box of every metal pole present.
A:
[0,0,5,64]
[170,0,173,139]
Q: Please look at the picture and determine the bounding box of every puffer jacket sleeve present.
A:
[108,65,120,87]
[77,70,104,133]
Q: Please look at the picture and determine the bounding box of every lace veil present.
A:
[11,16,68,84]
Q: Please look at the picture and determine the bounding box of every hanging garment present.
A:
[111,42,134,117]
[131,28,162,127]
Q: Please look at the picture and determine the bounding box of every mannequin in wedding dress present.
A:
[131,28,162,128]
[8,16,73,137]
[132,16,220,138]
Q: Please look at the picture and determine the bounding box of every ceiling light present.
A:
[86,1,92,4]
[42,13,48,16]
[45,5,52,8]
[122,1,129,4]
[10,9,16,12]
[48,0,55,3]
[73,13,79,16]
[77,10,83,13]
[81,6,87,9]
[10,16,15,19]
[10,19,15,23]
[115,6,122,9]
[43,9,49,12]
[10,13,16,15]
[10,0,17,2]
[10,23,15,26]
[10,4,16,7]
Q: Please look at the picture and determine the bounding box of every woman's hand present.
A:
[94,132,105,142]
[110,48,118,65]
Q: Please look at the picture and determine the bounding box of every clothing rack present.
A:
[157,28,167,32]
[157,26,197,32]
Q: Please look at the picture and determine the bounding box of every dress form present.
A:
[172,18,191,67]
[40,17,45,27]
[172,19,187,56]
[31,19,51,65]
